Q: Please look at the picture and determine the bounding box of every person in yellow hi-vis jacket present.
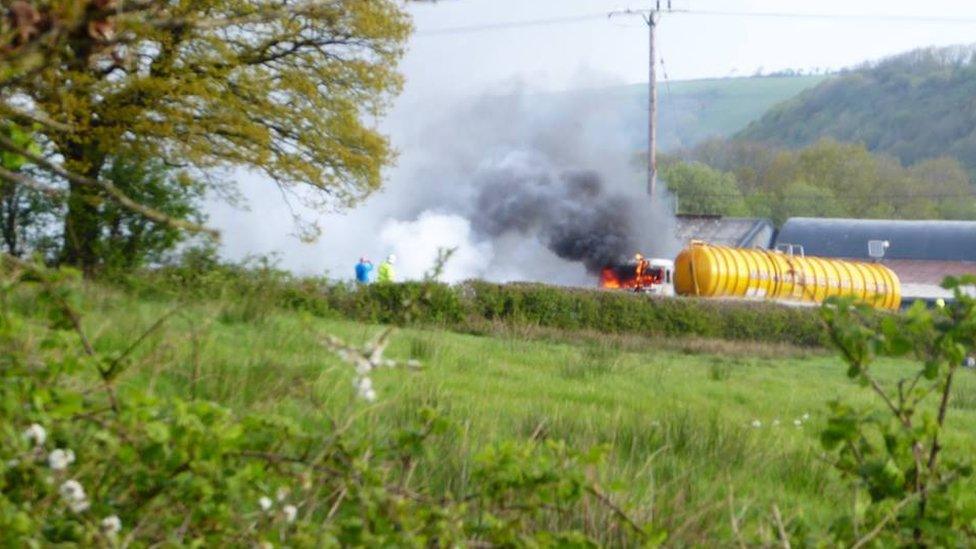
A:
[377,254,397,283]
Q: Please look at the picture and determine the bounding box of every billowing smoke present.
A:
[470,152,639,274]
[379,212,493,281]
[211,83,680,285]
[368,85,680,285]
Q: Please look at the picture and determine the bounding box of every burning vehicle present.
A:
[601,241,903,310]
[600,254,675,296]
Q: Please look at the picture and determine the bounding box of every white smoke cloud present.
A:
[209,84,679,286]
[378,212,493,282]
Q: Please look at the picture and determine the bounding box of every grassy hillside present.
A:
[538,74,826,153]
[657,75,828,150]
[738,45,976,175]
[49,281,976,544]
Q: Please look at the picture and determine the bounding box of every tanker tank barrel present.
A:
[672,241,901,310]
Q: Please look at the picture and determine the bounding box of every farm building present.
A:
[674,215,774,249]
[774,217,976,301]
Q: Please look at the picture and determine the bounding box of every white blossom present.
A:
[59,479,89,513]
[406,359,421,369]
[48,448,76,471]
[802,413,811,421]
[69,498,90,513]
[101,515,122,535]
[794,419,803,427]
[751,420,762,428]
[354,376,372,392]
[772,419,780,427]
[59,479,84,500]
[23,424,46,446]
[282,504,298,523]
[355,377,377,402]
[276,487,289,502]
[258,496,273,511]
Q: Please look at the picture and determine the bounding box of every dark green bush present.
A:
[125,266,830,347]
[461,281,827,346]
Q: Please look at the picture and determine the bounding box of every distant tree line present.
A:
[661,138,976,225]
[738,45,976,178]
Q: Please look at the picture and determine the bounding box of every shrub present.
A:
[122,261,831,347]
[819,277,976,546]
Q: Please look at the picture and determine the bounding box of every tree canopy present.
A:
[0,1,412,272]
[737,45,976,178]
[664,138,976,225]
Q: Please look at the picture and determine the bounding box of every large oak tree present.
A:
[0,0,412,271]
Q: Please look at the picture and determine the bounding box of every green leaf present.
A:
[145,421,171,443]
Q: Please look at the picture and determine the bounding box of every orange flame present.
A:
[600,267,623,289]
[600,257,664,291]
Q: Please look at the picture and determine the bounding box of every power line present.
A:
[414,9,976,37]
[414,12,607,36]
[679,9,976,25]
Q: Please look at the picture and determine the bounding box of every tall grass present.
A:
[59,282,976,544]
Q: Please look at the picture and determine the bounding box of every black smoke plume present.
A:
[470,154,639,273]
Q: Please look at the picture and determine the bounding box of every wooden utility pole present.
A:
[646,10,658,199]
[610,1,669,201]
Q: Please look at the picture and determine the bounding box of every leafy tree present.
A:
[910,158,976,219]
[0,122,56,257]
[738,45,976,179]
[673,137,976,224]
[662,161,748,216]
[97,155,205,271]
[0,1,412,273]
[772,181,844,225]
[791,140,882,215]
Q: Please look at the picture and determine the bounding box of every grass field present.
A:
[525,74,828,155]
[611,74,829,151]
[657,75,829,149]
[68,282,976,544]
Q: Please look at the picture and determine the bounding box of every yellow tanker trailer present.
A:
[673,241,901,310]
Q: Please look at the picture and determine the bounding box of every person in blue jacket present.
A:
[355,256,374,284]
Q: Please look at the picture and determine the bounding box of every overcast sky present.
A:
[403,0,976,98]
[208,0,976,277]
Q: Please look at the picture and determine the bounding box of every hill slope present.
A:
[738,45,976,173]
[531,74,826,153]
[657,75,828,150]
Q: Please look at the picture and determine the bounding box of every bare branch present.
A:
[0,165,63,197]
[0,103,72,132]
[0,132,217,237]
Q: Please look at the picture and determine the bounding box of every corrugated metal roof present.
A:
[674,215,775,249]
[776,218,976,261]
